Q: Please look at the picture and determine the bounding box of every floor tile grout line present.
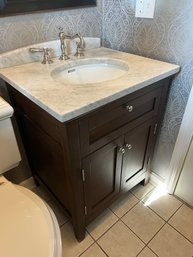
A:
[77,241,96,257]
[115,187,193,254]
[121,213,167,247]
[85,229,109,256]
[86,203,146,250]
[145,201,182,223]
[167,222,193,245]
[135,244,159,257]
[119,201,168,247]
[109,199,140,220]
[87,218,120,242]
[147,221,193,256]
[120,203,178,249]
[146,245,159,257]
[130,185,155,201]
[85,228,96,242]
[135,244,147,257]
[145,221,166,246]
[95,241,109,257]
[167,203,184,222]
[39,185,193,251]
[80,186,159,248]
[119,219,147,246]
[38,185,193,256]
[161,201,193,244]
[146,205,169,222]
[80,186,166,254]
[147,223,169,254]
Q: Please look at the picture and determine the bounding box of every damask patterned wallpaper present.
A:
[0,2,102,53]
[103,0,193,179]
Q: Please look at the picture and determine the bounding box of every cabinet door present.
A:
[82,137,123,221]
[121,119,155,190]
[15,108,70,209]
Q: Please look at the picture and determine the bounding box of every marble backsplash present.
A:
[0,37,101,68]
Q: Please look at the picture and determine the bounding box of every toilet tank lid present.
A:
[0,96,13,120]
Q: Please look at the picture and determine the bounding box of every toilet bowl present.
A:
[0,96,62,257]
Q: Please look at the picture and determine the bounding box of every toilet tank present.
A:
[0,97,21,173]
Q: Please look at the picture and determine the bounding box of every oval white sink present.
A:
[51,58,129,85]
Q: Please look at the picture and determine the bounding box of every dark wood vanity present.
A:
[7,77,171,241]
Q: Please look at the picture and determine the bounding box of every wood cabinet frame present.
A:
[7,77,171,241]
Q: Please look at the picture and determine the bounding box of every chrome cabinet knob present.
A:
[118,147,125,154]
[125,105,134,112]
[125,144,132,150]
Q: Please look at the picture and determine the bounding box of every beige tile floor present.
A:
[33,183,193,257]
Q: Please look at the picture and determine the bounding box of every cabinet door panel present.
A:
[121,120,154,190]
[83,137,123,220]
[16,109,70,210]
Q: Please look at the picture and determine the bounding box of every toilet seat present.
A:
[0,176,62,257]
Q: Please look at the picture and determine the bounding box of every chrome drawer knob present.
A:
[125,144,132,150]
[118,147,125,154]
[125,105,134,112]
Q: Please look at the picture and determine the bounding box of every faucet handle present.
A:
[29,47,54,64]
[42,48,53,64]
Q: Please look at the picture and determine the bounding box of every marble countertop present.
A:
[0,47,180,122]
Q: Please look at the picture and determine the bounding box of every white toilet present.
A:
[0,96,62,257]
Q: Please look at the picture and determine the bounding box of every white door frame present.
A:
[166,85,193,194]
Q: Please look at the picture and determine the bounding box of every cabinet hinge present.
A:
[81,169,85,182]
[153,123,158,135]
[84,206,87,215]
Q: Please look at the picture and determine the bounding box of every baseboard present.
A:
[19,176,36,190]
[149,172,165,187]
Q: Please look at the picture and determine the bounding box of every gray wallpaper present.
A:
[1,0,193,182]
[0,2,102,53]
[103,0,193,180]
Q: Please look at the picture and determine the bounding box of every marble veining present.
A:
[0,47,179,122]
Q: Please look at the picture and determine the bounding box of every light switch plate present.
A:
[135,0,156,19]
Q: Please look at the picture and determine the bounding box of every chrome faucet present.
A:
[72,33,85,57]
[58,27,71,60]
[29,47,53,64]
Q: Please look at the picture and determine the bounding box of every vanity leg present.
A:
[141,171,150,186]
[73,224,86,242]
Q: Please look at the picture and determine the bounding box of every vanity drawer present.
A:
[79,84,164,155]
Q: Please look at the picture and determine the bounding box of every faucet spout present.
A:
[72,33,85,57]
[58,27,71,60]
